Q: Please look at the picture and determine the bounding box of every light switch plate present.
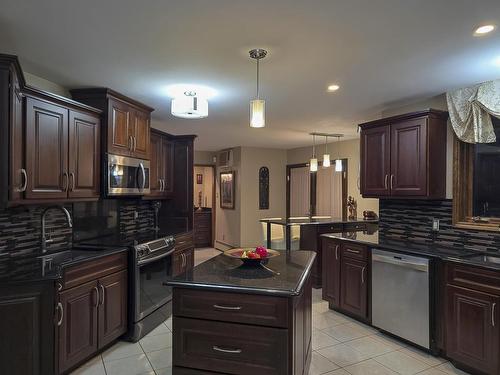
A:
[432,218,440,231]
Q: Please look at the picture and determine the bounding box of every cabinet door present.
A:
[130,109,150,160]
[68,110,100,198]
[390,118,427,196]
[360,125,391,197]
[149,132,163,196]
[25,97,69,199]
[162,138,174,195]
[446,285,499,375]
[340,258,368,320]
[322,239,341,308]
[58,280,99,373]
[174,139,194,214]
[108,98,131,156]
[184,247,194,272]
[98,270,128,348]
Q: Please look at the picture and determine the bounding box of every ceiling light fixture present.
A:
[334,134,344,172]
[249,48,267,128]
[323,135,330,168]
[327,84,340,92]
[171,91,208,119]
[474,24,496,36]
[310,133,318,172]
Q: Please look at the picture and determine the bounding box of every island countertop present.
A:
[167,250,316,296]
[259,216,378,226]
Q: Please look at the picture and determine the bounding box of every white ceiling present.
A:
[1,0,499,151]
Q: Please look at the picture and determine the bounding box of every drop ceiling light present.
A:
[327,84,340,92]
[165,84,217,99]
[171,91,208,119]
[474,24,496,36]
[249,48,267,128]
[310,134,318,172]
[323,135,331,168]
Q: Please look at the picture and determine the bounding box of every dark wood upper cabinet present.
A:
[148,130,175,198]
[70,88,154,160]
[173,136,196,215]
[68,110,100,198]
[58,280,99,374]
[25,97,69,199]
[360,125,391,196]
[162,138,174,195]
[359,110,448,199]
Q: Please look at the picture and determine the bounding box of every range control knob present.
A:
[136,245,147,258]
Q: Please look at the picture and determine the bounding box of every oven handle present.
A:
[137,248,175,266]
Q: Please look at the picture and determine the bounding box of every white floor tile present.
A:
[70,355,106,375]
[155,367,173,375]
[344,336,395,357]
[102,341,144,362]
[164,317,173,331]
[146,348,173,370]
[146,323,170,337]
[317,343,371,367]
[140,332,172,352]
[344,359,399,375]
[308,351,340,375]
[374,350,431,375]
[400,346,447,367]
[313,312,346,330]
[436,362,472,375]
[313,328,341,350]
[345,321,378,336]
[313,300,331,314]
[322,369,350,375]
[372,332,407,350]
[104,354,153,375]
[416,369,449,375]
[322,323,368,342]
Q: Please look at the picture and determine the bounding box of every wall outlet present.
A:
[432,218,440,231]
[134,211,139,220]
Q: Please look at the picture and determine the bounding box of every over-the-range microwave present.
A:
[106,154,150,196]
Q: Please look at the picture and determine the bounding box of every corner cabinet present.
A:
[149,129,174,198]
[360,110,448,199]
[70,88,154,160]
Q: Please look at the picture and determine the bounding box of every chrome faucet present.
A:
[41,206,73,253]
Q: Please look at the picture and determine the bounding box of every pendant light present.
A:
[249,48,267,128]
[323,135,331,168]
[310,134,318,172]
[334,135,343,172]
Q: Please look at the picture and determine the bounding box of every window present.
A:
[454,117,500,230]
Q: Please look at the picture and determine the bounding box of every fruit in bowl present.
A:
[224,246,279,265]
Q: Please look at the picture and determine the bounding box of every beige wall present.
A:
[194,166,214,208]
[287,139,379,215]
[194,151,216,165]
[239,147,287,247]
[381,94,453,199]
[24,72,70,98]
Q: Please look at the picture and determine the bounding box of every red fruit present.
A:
[247,252,261,259]
[255,246,268,258]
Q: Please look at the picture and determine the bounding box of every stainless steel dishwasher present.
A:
[371,249,430,349]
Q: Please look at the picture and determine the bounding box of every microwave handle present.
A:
[139,163,146,190]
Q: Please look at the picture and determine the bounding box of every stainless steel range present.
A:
[128,235,175,341]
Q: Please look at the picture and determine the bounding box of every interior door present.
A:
[68,110,100,198]
[446,285,499,375]
[149,132,163,196]
[58,280,99,373]
[130,109,150,160]
[25,96,69,199]
[108,98,131,156]
[322,240,341,308]
[360,125,391,197]
[340,258,368,319]
[98,270,128,348]
[390,118,427,196]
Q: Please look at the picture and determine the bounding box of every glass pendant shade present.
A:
[310,158,318,172]
[323,154,331,168]
[171,95,208,119]
[250,99,265,128]
[335,159,343,172]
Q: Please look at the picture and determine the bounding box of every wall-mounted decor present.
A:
[220,171,235,209]
[196,174,203,184]
[259,166,269,210]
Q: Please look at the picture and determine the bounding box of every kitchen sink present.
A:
[37,249,94,266]
[464,254,500,265]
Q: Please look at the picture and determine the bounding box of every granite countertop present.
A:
[167,250,316,296]
[259,216,379,226]
[321,230,500,271]
[0,246,128,285]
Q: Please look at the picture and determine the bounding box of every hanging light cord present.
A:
[256,57,260,99]
[312,134,316,158]
[325,135,328,154]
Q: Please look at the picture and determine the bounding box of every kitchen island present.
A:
[167,250,316,375]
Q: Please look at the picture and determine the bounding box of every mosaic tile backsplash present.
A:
[379,199,500,252]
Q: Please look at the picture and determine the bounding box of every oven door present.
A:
[108,154,150,195]
[135,250,173,321]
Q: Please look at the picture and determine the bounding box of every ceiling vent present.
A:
[217,149,233,168]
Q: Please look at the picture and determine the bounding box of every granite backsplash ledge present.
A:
[379,199,500,252]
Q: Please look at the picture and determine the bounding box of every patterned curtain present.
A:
[446,79,500,143]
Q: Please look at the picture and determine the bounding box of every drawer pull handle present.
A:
[493,303,497,327]
[212,346,242,354]
[56,302,63,326]
[361,266,366,284]
[346,249,360,254]
[335,245,339,260]
[213,304,242,311]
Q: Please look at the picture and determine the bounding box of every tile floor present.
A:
[72,251,471,375]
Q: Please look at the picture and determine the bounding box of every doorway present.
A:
[193,164,216,248]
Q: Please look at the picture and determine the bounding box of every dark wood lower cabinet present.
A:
[174,232,195,276]
[340,257,368,319]
[322,239,341,308]
[0,281,55,375]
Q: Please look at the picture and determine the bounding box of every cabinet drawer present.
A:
[317,224,343,234]
[343,222,368,231]
[173,317,288,375]
[341,243,368,261]
[173,288,288,328]
[176,232,194,251]
[446,262,500,295]
[63,252,127,290]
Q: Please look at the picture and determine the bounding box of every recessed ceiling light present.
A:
[327,84,340,92]
[474,24,496,36]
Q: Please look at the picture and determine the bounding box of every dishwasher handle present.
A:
[372,253,428,272]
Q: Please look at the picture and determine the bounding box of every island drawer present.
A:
[173,317,288,375]
[446,262,500,295]
[173,288,289,328]
[341,242,368,261]
[344,222,368,231]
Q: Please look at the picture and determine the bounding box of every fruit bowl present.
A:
[224,247,280,266]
